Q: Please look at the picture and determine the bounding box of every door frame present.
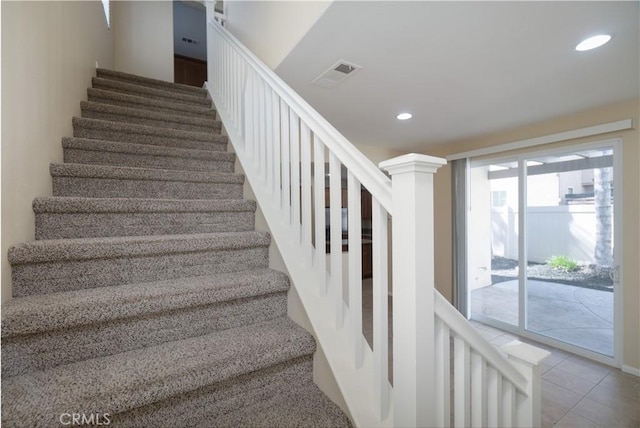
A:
[465,138,623,367]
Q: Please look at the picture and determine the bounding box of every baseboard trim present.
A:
[621,364,640,377]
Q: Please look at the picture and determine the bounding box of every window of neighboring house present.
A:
[491,190,507,207]
[101,0,110,29]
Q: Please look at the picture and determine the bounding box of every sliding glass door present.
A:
[467,141,620,359]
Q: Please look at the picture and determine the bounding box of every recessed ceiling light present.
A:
[396,113,412,120]
[576,35,611,51]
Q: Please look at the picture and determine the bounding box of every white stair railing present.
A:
[205,5,549,427]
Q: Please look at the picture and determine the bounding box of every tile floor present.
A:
[360,280,639,427]
[470,321,639,428]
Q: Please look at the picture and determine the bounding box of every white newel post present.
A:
[501,341,550,428]
[380,153,446,428]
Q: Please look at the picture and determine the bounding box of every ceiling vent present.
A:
[312,60,362,89]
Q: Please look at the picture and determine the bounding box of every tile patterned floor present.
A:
[470,321,640,428]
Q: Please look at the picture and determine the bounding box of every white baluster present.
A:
[238,59,246,137]
[290,111,301,241]
[271,93,280,197]
[487,367,501,428]
[435,318,451,427]
[347,171,362,367]
[313,140,326,292]
[224,42,229,109]
[229,50,236,128]
[454,336,471,428]
[300,124,312,264]
[380,153,446,428]
[329,153,343,328]
[280,100,290,221]
[258,79,266,178]
[372,199,389,420]
[265,87,273,191]
[501,380,515,427]
[471,352,487,428]
[252,73,259,160]
[243,72,253,153]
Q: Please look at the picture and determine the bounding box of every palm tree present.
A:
[593,160,613,268]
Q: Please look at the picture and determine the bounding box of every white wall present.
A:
[225,0,332,69]
[1,1,114,303]
[113,1,174,81]
[468,166,492,290]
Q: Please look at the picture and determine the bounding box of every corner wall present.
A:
[1,1,114,303]
[112,0,174,82]
[224,0,332,70]
[427,98,640,372]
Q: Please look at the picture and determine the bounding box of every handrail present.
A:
[434,291,529,394]
[207,19,393,213]
[206,9,546,427]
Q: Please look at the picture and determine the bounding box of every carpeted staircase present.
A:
[1,69,352,428]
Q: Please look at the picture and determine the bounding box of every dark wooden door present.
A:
[174,54,207,87]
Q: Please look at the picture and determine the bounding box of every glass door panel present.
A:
[469,160,520,328]
[524,148,614,356]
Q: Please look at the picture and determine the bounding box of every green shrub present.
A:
[547,255,579,272]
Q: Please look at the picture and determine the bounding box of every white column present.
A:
[380,153,446,428]
[501,341,550,428]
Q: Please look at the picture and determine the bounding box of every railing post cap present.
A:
[379,153,447,175]
[501,340,551,366]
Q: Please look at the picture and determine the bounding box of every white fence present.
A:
[492,205,599,264]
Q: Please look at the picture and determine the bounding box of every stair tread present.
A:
[72,116,225,144]
[50,162,243,183]
[62,137,235,160]
[97,68,208,97]
[81,101,221,129]
[215,381,352,428]
[92,77,211,106]
[2,67,350,427]
[8,231,270,265]
[87,88,216,117]
[1,318,315,425]
[33,196,255,213]
[2,268,288,337]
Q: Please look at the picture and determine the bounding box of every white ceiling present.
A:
[275,1,639,151]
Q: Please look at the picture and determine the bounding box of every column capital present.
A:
[379,153,447,175]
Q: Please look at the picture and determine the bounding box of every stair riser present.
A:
[81,110,221,134]
[64,148,235,173]
[113,357,314,428]
[36,210,255,239]
[2,292,287,378]
[97,69,208,98]
[92,79,211,107]
[74,126,227,152]
[88,92,216,119]
[12,246,269,297]
[52,176,243,200]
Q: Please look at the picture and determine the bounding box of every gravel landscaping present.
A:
[491,256,613,291]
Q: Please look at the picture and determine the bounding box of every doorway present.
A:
[173,1,208,87]
[466,140,621,361]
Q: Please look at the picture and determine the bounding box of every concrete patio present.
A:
[471,280,614,356]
